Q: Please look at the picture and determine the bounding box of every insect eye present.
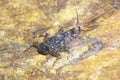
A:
[43,46,46,49]
[40,44,49,51]
[45,46,49,51]
[40,43,45,49]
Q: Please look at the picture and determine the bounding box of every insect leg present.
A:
[50,51,60,57]
[43,33,50,41]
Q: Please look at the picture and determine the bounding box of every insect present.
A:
[25,1,117,57]
[31,11,104,57]
[33,24,81,57]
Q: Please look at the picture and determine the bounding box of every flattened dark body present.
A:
[36,26,81,56]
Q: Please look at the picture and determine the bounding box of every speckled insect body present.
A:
[33,25,81,57]
[32,7,105,57]
[32,11,104,57]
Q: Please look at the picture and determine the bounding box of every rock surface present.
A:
[0,0,120,80]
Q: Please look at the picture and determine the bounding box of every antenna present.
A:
[24,45,34,52]
[74,0,79,26]
[74,0,81,31]
[23,41,39,52]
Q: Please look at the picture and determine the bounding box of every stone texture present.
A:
[0,0,120,80]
